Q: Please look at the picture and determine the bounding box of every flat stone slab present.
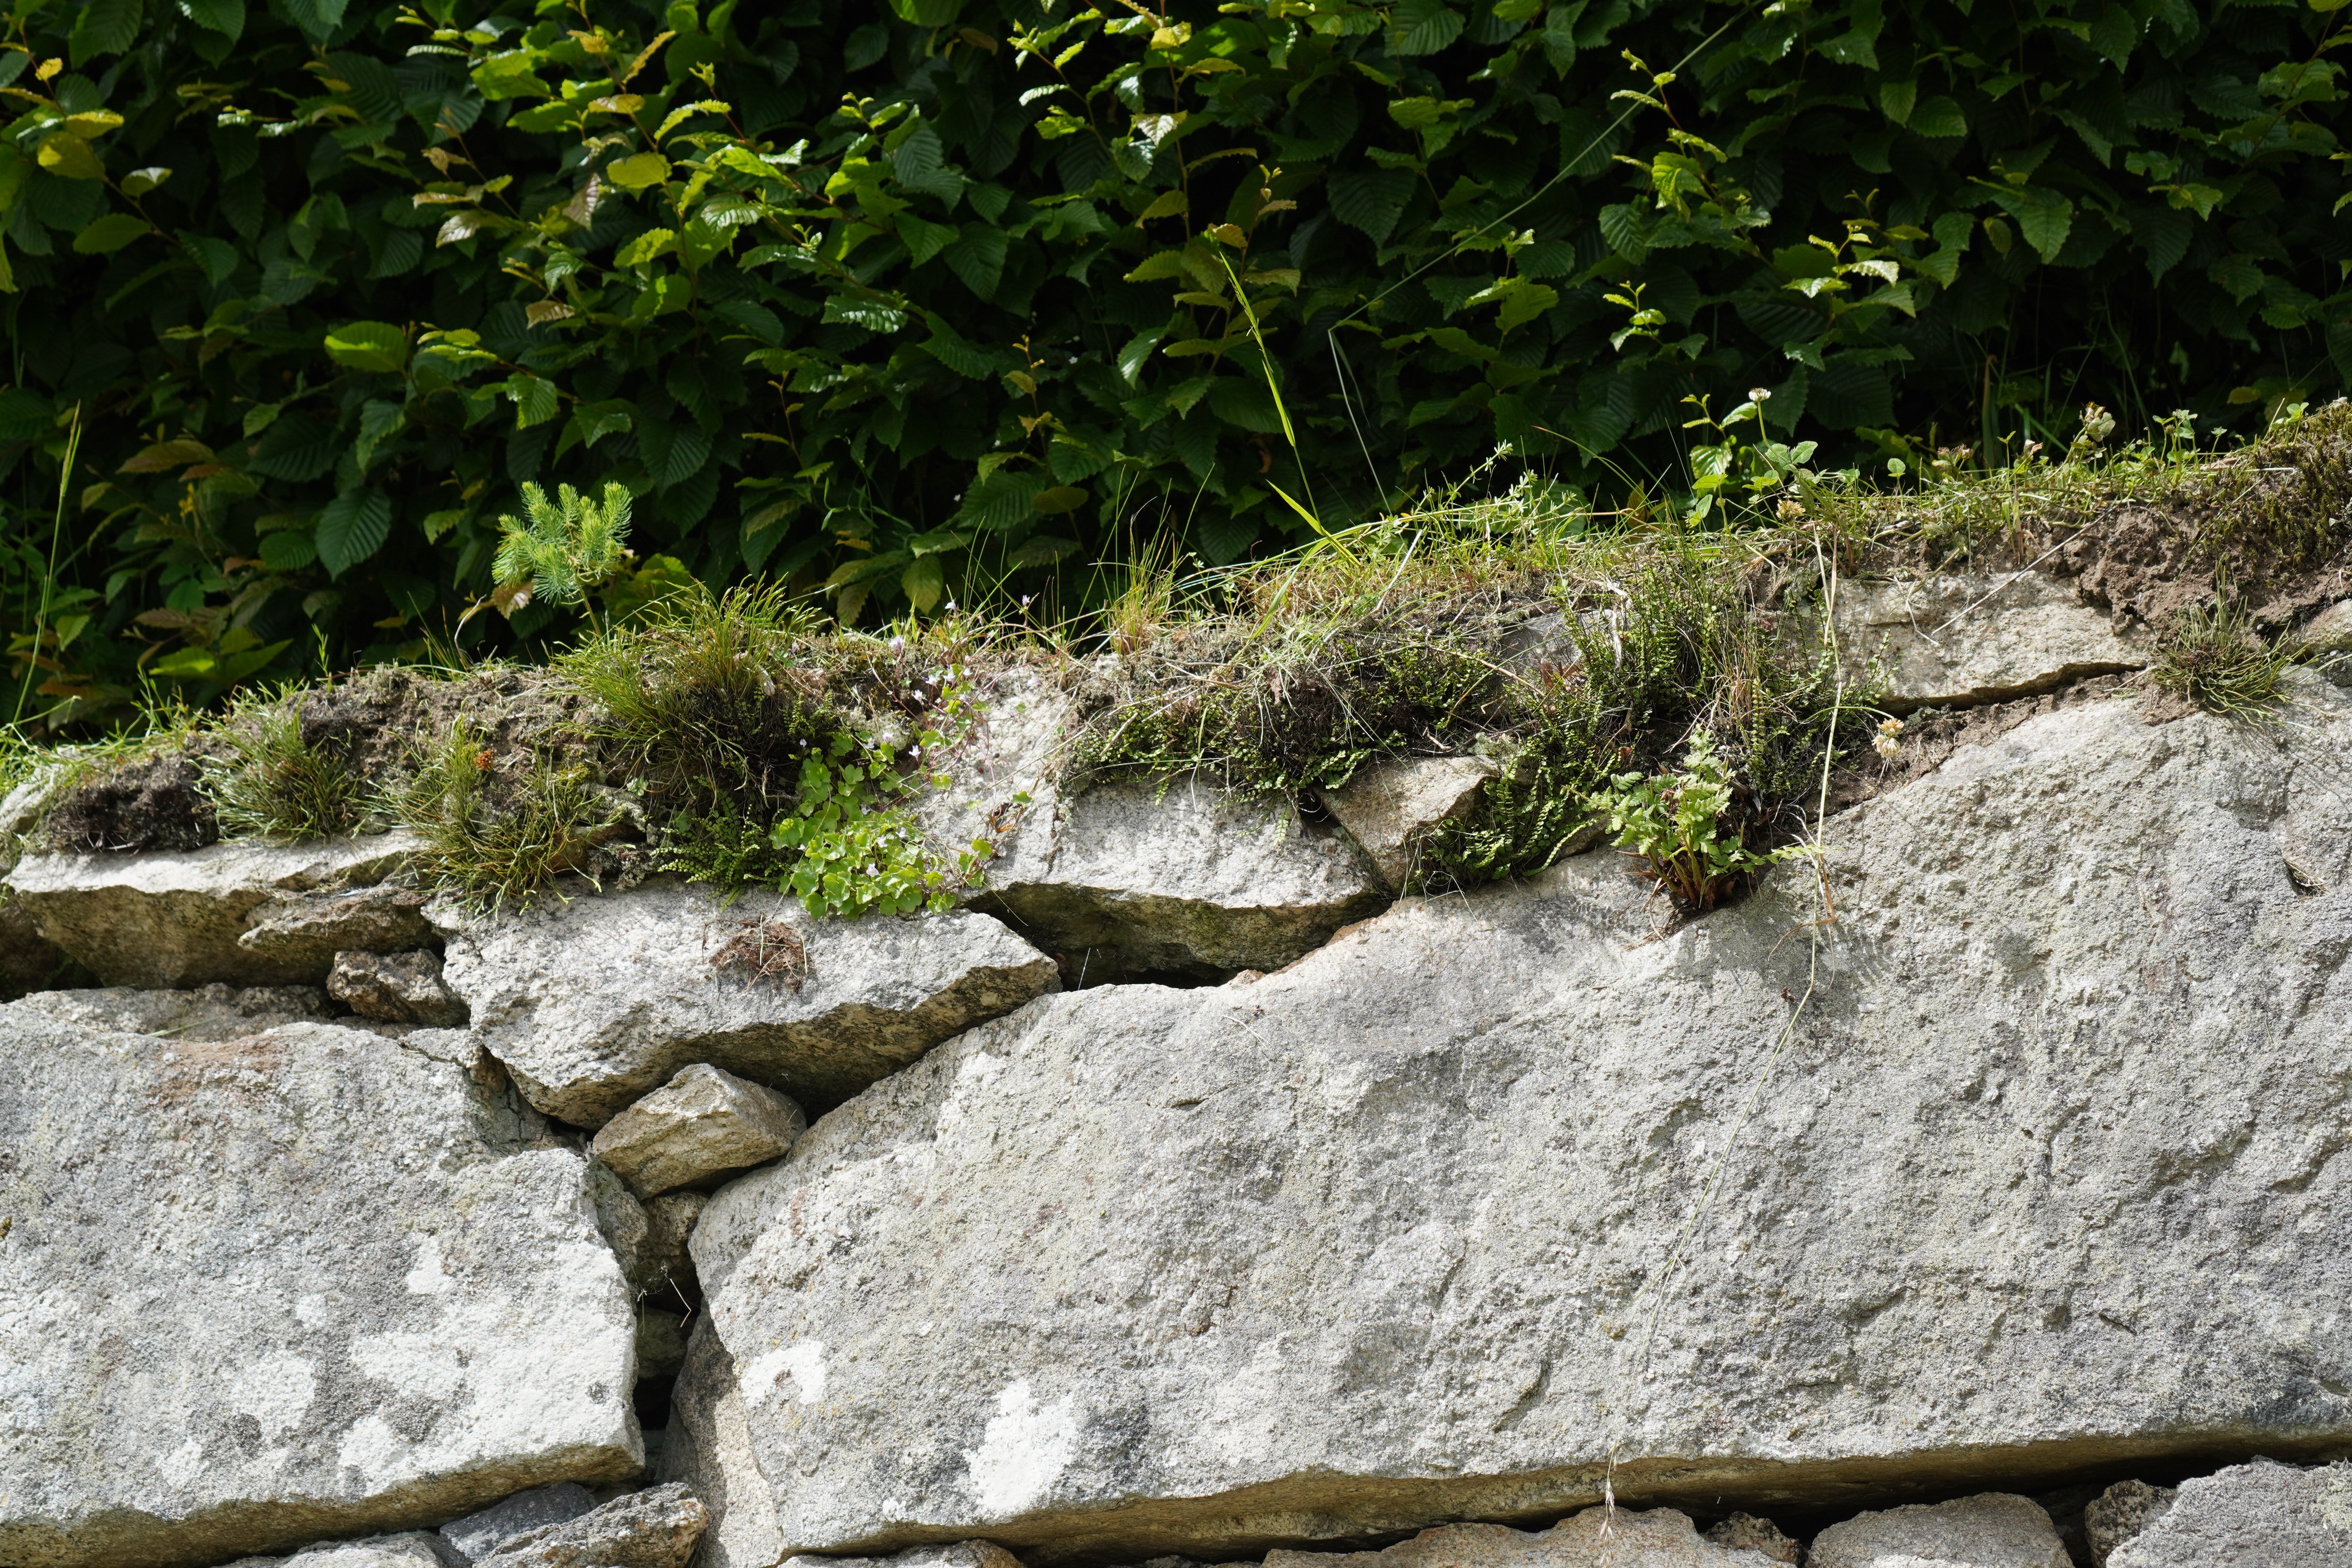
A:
[1835,570,2144,710]
[6,832,419,987]
[0,1017,640,1568]
[691,692,2352,1563]
[434,879,1059,1126]
[973,773,1387,978]
[5,982,333,1040]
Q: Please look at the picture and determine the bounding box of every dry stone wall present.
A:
[3,573,2350,1568]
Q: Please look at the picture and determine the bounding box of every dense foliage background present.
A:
[2,0,2348,726]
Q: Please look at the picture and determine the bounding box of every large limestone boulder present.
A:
[2106,1459,2352,1566]
[434,879,1059,1126]
[5,831,419,986]
[1835,569,2143,709]
[691,690,2352,1562]
[0,1017,641,1568]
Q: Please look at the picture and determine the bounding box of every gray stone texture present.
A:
[1835,570,2144,709]
[433,878,1059,1126]
[590,1063,806,1198]
[0,897,71,997]
[226,1532,459,1567]
[2084,1480,2176,1565]
[3,981,332,1039]
[6,831,419,986]
[330,948,470,1026]
[785,1545,1028,1568]
[1320,756,1499,889]
[2300,597,2352,653]
[241,883,438,974]
[660,1319,782,1568]
[691,691,2352,1563]
[641,1192,707,1294]
[1701,1516,1798,1563]
[2106,1460,2352,1567]
[1808,1493,2070,1567]
[0,1017,641,1568]
[974,772,1387,978]
[441,1484,597,1563]
[1262,1514,1781,1568]
[472,1482,706,1568]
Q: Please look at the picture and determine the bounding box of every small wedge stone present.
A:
[441,1485,597,1563]
[329,948,469,1026]
[1264,1513,1781,1568]
[238,884,435,973]
[1809,1493,2071,1568]
[591,1063,805,1199]
[1321,756,1500,889]
[2086,1480,2177,1566]
[474,1482,706,1568]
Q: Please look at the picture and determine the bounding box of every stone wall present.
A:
[5,572,2350,1568]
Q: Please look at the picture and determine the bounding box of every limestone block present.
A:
[434,878,1058,1126]
[973,773,1386,978]
[691,695,2352,1564]
[2084,1481,2176,1566]
[1320,756,1499,888]
[473,1482,706,1568]
[227,1532,457,1567]
[0,1018,641,1568]
[660,1321,782,1568]
[1835,570,2142,709]
[330,949,469,1027]
[2106,1460,2352,1567]
[787,1545,1027,1568]
[441,1484,596,1563]
[1808,1494,2069,1567]
[5,831,419,986]
[1263,1514,1781,1568]
[591,1063,804,1198]
[240,883,436,973]
[5,982,332,1039]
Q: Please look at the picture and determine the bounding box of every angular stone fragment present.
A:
[5,831,419,986]
[660,1321,781,1568]
[330,949,470,1027]
[5,981,332,1039]
[1835,569,2144,710]
[1701,1516,1798,1564]
[239,883,436,973]
[226,1532,458,1567]
[1264,1514,1780,1568]
[973,773,1386,978]
[1320,756,1499,889]
[692,695,2352,1563]
[435,878,1058,1126]
[0,899,74,998]
[0,1017,641,1568]
[591,1063,805,1198]
[2106,1460,2352,1567]
[641,1193,708,1294]
[441,1484,597,1563]
[788,1544,1027,1568]
[474,1482,705,1568]
[2084,1480,2176,1565]
[2300,597,2352,653]
[1808,1493,2069,1568]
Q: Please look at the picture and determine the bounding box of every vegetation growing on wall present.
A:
[0,0,2345,733]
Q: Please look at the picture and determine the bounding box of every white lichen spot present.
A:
[403,1234,452,1295]
[235,1353,318,1441]
[961,1377,1078,1518]
[157,1438,207,1489]
[293,1292,330,1327]
[337,1413,404,1481]
[740,1339,827,1407]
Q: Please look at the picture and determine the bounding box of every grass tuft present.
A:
[392,719,618,912]
[2151,594,2299,718]
[200,693,363,841]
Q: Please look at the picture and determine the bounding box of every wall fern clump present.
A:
[4,0,2348,730]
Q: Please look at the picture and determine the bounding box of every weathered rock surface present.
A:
[693,691,2352,1562]
[2300,597,2352,653]
[1701,1516,1797,1563]
[1263,1513,1780,1568]
[2084,1480,2176,1565]
[6,831,419,987]
[473,1482,705,1568]
[1836,570,2143,709]
[2106,1460,2352,1566]
[442,1485,596,1562]
[973,773,1386,978]
[591,1063,805,1198]
[660,1321,781,1568]
[641,1193,707,1293]
[241,883,438,974]
[3,981,334,1039]
[1808,1493,2069,1567]
[227,1531,458,1567]
[330,948,470,1026]
[0,897,72,997]
[435,878,1059,1125]
[0,1017,641,1568]
[1320,756,1499,889]
[785,1544,1028,1568]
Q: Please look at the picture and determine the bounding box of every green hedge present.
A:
[2,0,2347,725]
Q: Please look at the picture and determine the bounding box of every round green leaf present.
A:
[605,152,672,191]
[73,213,150,254]
[35,133,105,181]
[322,320,408,374]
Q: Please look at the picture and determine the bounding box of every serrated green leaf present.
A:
[177,0,246,41]
[1328,170,1416,245]
[73,214,151,254]
[606,152,672,191]
[323,320,408,373]
[316,489,392,576]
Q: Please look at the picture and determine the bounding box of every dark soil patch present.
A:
[42,750,223,852]
[294,664,592,784]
